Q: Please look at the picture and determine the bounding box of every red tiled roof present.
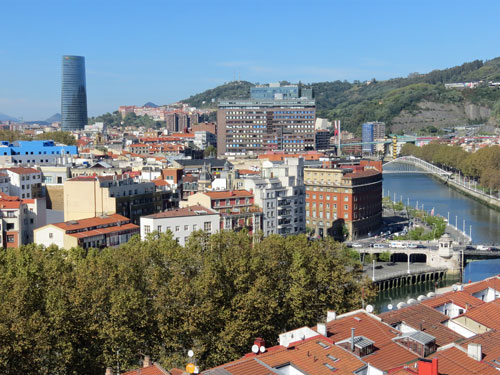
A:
[326,311,418,371]
[152,179,169,187]
[343,169,381,178]
[463,275,500,295]
[379,303,462,346]
[429,346,496,375]
[67,223,139,239]
[52,214,131,231]
[143,205,218,219]
[458,330,500,369]
[422,290,483,310]
[7,167,39,175]
[237,169,260,175]
[456,299,500,330]
[203,190,253,199]
[122,363,170,375]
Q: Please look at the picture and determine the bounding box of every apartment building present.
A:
[63,175,179,224]
[34,214,139,249]
[140,205,220,245]
[305,161,382,240]
[184,190,262,234]
[0,194,46,247]
[243,158,305,237]
[0,140,78,166]
[6,167,43,199]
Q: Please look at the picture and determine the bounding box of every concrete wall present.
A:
[34,225,65,249]
[64,180,116,221]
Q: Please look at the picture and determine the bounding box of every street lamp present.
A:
[407,253,411,274]
[372,259,375,281]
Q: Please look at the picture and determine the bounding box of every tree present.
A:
[203,145,216,158]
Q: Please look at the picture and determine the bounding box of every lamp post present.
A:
[407,253,411,274]
[372,259,375,281]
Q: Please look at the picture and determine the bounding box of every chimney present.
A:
[418,358,438,375]
[468,343,482,361]
[326,311,337,322]
[351,328,355,352]
[143,355,152,367]
[317,323,327,337]
[105,368,113,375]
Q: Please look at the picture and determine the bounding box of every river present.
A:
[373,173,500,312]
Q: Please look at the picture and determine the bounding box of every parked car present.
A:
[373,243,386,249]
[352,243,363,248]
[407,243,418,248]
[477,245,490,251]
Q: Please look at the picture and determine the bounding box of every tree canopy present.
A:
[0,231,374,374]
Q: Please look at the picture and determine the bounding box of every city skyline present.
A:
[1,0,500,120]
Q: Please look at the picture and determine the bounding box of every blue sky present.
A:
[1,0,499,120]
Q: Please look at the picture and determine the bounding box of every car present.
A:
[465,245,475,250]
[352,243,363,248]
[373,243,386,249]
[407,243,418,248]
[477,245,490,251]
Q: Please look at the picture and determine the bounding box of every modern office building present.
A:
[218,83,316,156]
[361,122,385,154]
[61,55,88,131]
[217,98,316,155]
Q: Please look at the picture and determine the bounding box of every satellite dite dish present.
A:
[260,345,266,353]
[188,350,194,358]
[417,295,427,301]
[387,304,393,310]
[251,344,259,354]
[366,304,374,313]
[452,285,458,291]
[397,302,407,309]
[427,292,436,298]
[407,298,417,305]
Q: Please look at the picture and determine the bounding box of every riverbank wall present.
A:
[431,174,500,211]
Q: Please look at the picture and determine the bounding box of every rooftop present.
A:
[7,167,40,175]
[422,290,484,310]
[51,214,131,232]
[142,205,218,219]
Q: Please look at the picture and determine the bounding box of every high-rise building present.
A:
[61,55,88,131]
[362,122,385,154]
[217,83,316,155]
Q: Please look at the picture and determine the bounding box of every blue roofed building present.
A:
[0,140,78,166]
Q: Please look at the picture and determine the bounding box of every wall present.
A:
[64,180,116,221]
[34,225,65,249]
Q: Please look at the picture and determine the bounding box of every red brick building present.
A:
[304,162,382,240]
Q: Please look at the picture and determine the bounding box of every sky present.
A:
[1,0,500,120]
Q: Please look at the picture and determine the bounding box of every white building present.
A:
[140,205,220,246]
[194,131,217,150]
[6,167,43,199]
[243,158,306,237]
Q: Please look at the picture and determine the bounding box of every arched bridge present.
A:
[383,156,452,177]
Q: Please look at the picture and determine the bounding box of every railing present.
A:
[370,266,447,282]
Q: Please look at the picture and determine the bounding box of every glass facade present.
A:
[362,123,374,153]
[61,55,87,131]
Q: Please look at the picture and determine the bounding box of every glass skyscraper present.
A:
[61,55,87,131]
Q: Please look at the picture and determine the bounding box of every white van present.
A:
[389,242,406,248]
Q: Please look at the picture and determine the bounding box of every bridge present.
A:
[383,156,452,176]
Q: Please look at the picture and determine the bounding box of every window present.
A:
[157,225,162,232]
[204,221,212,232]
[344,205,348,210]
[7,235,15,243]
[144,225,151,234]
[193,224,198,230]
[344,213,348,219]
[326,195,330,200]
[184,225,189,231]
[175,226,180,232]
[334,196,337,201]
[344,196,348,202]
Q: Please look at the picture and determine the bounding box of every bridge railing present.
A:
[368,266,447,282]
[384,156,452,176]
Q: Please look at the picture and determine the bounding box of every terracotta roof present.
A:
[203,190,253,199]
[237,169,260,175]
[67,223,139,239]
[169,369,186,375]
[379,303,462,346]
[130,143,148,147]
[343,169,381,178]
[142,205,218,219]
[205,335,365,375]
[152,179,169,187]
[455,299,500,330]
[325,311,418,371]
[422,290,484,310]
[387,366,418,374]
[429,346,496,375]
[52,214,131,231]
[122,363,170,375]
[458,330,500,369]
[7,167,39,175]
[463,275,500,295]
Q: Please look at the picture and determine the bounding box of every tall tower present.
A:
[61,55,87,131]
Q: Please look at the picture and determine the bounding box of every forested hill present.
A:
[181,58,500,133]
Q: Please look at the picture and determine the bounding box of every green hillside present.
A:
[181,58,500,133]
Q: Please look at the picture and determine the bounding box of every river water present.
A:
[373,173,500,312]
